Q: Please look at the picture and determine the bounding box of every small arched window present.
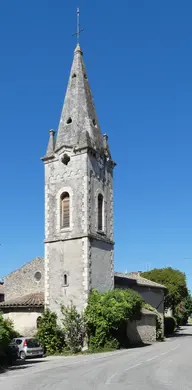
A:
[36,316,42,329]
[60,192,70,228]
[63,274,68,286]
[98,194,104,231]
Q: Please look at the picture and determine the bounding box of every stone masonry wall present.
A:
[91,239,114,292]
[127,310,156,345]
[88,154,114,241]
[45,239,87,319]
[44,144,114,315]
[3,308,43,336]
[4,257,44,300]
[44,151,90,317]
[115,282,164,314]
[133,286,164,314]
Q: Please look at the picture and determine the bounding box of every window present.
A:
[60,192,70,228]
[36,317,41,329]
[62,153,70,166]
[66,117,72,124]
[26,338,40,347]
[15,339,22,345]
[63,274,68,286]
[34,271,41,282]
[98,194,103,231]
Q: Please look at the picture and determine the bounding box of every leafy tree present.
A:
[85,289,142,351]
[36,309,64,355]
[61,302,86,353]
[183,294,192,318]
[141,267,188,311]
[175,294,192,325]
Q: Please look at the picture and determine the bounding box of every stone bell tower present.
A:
[42,43,115,318]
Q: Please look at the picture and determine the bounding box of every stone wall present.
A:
[45,238,86,319]
[115,282,164,314]
[127,309,156,345]
[91,239,114,292]
[44,133,114,316]
[4,257,44,300]
[3,308,43,336]
[132,286,164,314]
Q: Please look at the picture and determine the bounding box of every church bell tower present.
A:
[42,42,115,318]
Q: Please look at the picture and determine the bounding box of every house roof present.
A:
[4,257,43,280]
[0,292,44,308]
[114,272,166,290]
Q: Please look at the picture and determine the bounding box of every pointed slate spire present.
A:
[55,44,104,152]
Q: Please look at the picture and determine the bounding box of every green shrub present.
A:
[85,289,142,351]
[143,304,164,341]
[0,313,17,366]
[164,316,176,335]
[36,309,65,355]
[61,302,86,353]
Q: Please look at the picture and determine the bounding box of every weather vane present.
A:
[73,8,84,44]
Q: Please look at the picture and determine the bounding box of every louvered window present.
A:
[60,192,70,228]
[98,194,103,231]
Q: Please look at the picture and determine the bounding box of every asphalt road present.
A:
[0,326,192,389]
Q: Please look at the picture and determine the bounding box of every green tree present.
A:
[175,294,192,325]
[36,309,64,355]
[85,289,142,351]
[183,294,192,318]
[61,302,86,353]
[141,267,188,311]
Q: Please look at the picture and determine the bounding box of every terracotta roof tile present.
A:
[0,292,44,308]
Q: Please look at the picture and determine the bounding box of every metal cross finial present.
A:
[73,8,84,44]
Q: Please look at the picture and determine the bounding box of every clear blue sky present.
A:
[0,1,192,289]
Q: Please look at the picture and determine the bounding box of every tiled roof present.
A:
[4,257,43,280]
[0,292,44,308]
[114,272,166,289]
